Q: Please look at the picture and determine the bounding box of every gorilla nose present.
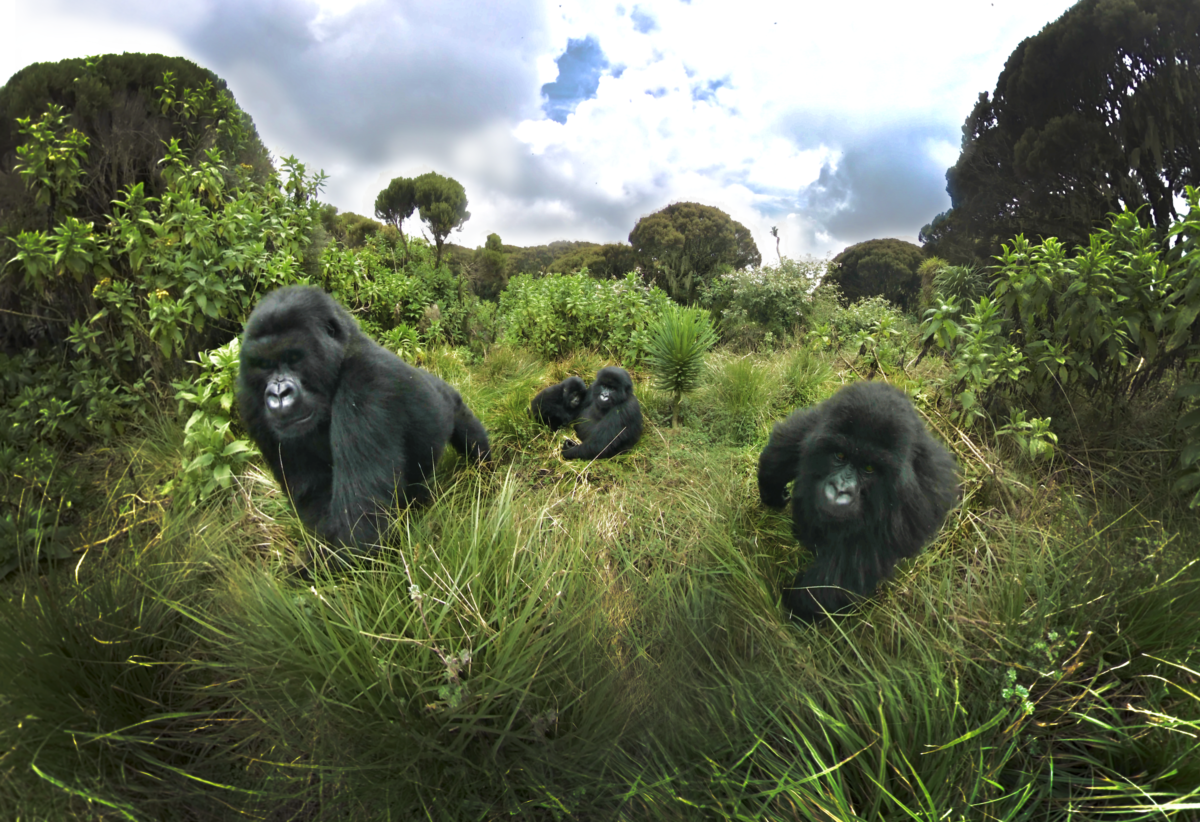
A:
[266,380,296,412]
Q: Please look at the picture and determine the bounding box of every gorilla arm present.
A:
[561,397,642,460]
[757,406,816,508]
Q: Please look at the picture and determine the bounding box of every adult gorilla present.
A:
[238,286,490,550]
[530,376,588,430]
[758,381,958,623]
[562,366,642,460]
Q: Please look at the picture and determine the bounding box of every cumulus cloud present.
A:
[3,0,1080,255]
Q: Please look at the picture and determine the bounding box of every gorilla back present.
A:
[758,381,958,622]
[238,286,490,550]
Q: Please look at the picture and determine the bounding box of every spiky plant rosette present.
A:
[646,305,718,426]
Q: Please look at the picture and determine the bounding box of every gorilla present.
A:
[530,376,588,430]
[757,381,959,623]
[238,286,490,550]
[562,366,643,460]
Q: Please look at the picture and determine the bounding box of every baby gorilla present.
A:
[238,286,490,551]
[530,376,588,430]
[758,381,958,622]
[562,366,642,460]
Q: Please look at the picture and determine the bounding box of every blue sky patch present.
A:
[541,35,609,124]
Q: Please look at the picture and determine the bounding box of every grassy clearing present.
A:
[2,343,1199,820]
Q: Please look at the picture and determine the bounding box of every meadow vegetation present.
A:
[1,62,1199,821]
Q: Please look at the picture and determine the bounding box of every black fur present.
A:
[530,376,588,430]
[238,286,489,550]
[757,381,958,622]
[562,366,643,460]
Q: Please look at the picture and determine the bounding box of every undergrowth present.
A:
[2,343,1198,821]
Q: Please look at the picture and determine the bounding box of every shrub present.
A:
[498,271,670,363]
[701,257,832,344]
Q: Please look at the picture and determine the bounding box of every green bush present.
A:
[498,271,670,363]
[701,257,832,345]
[170,337,255,503]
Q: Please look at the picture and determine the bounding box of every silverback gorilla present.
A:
[530,376,588,430]
[238,286,490,550]
[757,381,958,622]
[562,366,642,460]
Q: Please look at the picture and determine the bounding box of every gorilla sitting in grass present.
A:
[238,286,490,552]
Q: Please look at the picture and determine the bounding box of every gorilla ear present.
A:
[324,317,343,340]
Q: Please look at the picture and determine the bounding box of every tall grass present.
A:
[2,342,1198,820]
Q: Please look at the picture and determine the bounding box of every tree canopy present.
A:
[412,171,470,267]
[829,238,925,311]
[0,53,269,236]
[374,176,417,261]
[628,202,760,304]
[924,0,1200,262]
[547,242,638,279]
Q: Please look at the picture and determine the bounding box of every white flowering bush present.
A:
[701,257,836,346]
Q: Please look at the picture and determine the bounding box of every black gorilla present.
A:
[530,376,588,430]
[562,366,643,460]
[757,381,958,623]
[238,286,490,549]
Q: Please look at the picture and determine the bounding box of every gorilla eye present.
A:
[281,350,303,366]
[834,452,846,461]
[863,464,875,473]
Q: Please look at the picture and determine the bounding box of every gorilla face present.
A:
[530,375,589,431]
[815,451,876,520]
[566,383,586,411]
[590,375,626,412]
[240,290,345,440]
[757,381,959,622]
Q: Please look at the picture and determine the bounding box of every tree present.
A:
[925,0,1200,262]
[829,239,925,311]
[0,53,270,236]
[412,171,470,267]
[629,202,760,304]
[374,176,416,262]
[547,242,638,279]
[471,232,508,300]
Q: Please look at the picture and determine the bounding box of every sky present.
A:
[1,0,1079,259]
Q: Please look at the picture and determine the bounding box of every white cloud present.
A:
[3,0,1079,257]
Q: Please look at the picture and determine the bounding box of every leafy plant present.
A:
[932,263,987,305]
[170,338,255,502]
[646,305,718,427]
[998,411,1058,463]
[498,271,669,363]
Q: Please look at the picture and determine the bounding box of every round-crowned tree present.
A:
[412,171,470,267]
[829,239,925,311]
[629,202,760,304]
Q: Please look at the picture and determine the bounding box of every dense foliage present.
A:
[498,271,669,362]
[701,256,835,347]
[921,191,1200,501]
[828,238,924,311]
[923,0,1200,262]
[629,201,760,304]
